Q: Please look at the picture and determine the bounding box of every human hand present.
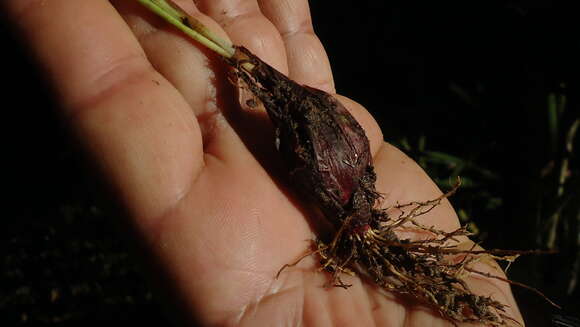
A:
[4,0,524,325]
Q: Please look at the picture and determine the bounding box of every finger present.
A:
[5,0,203,223]
[373,143,461,234]
[111,0,232,144]
[459,243,524,326]
[114,0,287,188]
[257,0,335,93]
[196,0,288,74]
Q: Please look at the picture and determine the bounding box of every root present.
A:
[276,178,554,326]
[464,266,561,309]
[387,177,462,230]
[275,242,326,279]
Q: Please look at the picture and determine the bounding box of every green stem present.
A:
[136,0,235,58]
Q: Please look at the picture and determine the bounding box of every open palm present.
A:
[5,0,523,325]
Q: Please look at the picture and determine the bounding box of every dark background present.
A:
[1,1,578,326]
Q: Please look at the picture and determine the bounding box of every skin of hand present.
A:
[4,0,524,326]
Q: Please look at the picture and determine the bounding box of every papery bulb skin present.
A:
[231,47,379,228]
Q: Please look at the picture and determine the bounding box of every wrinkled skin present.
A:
[4,0,524,326]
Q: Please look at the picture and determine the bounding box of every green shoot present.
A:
[136,0,235,58]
